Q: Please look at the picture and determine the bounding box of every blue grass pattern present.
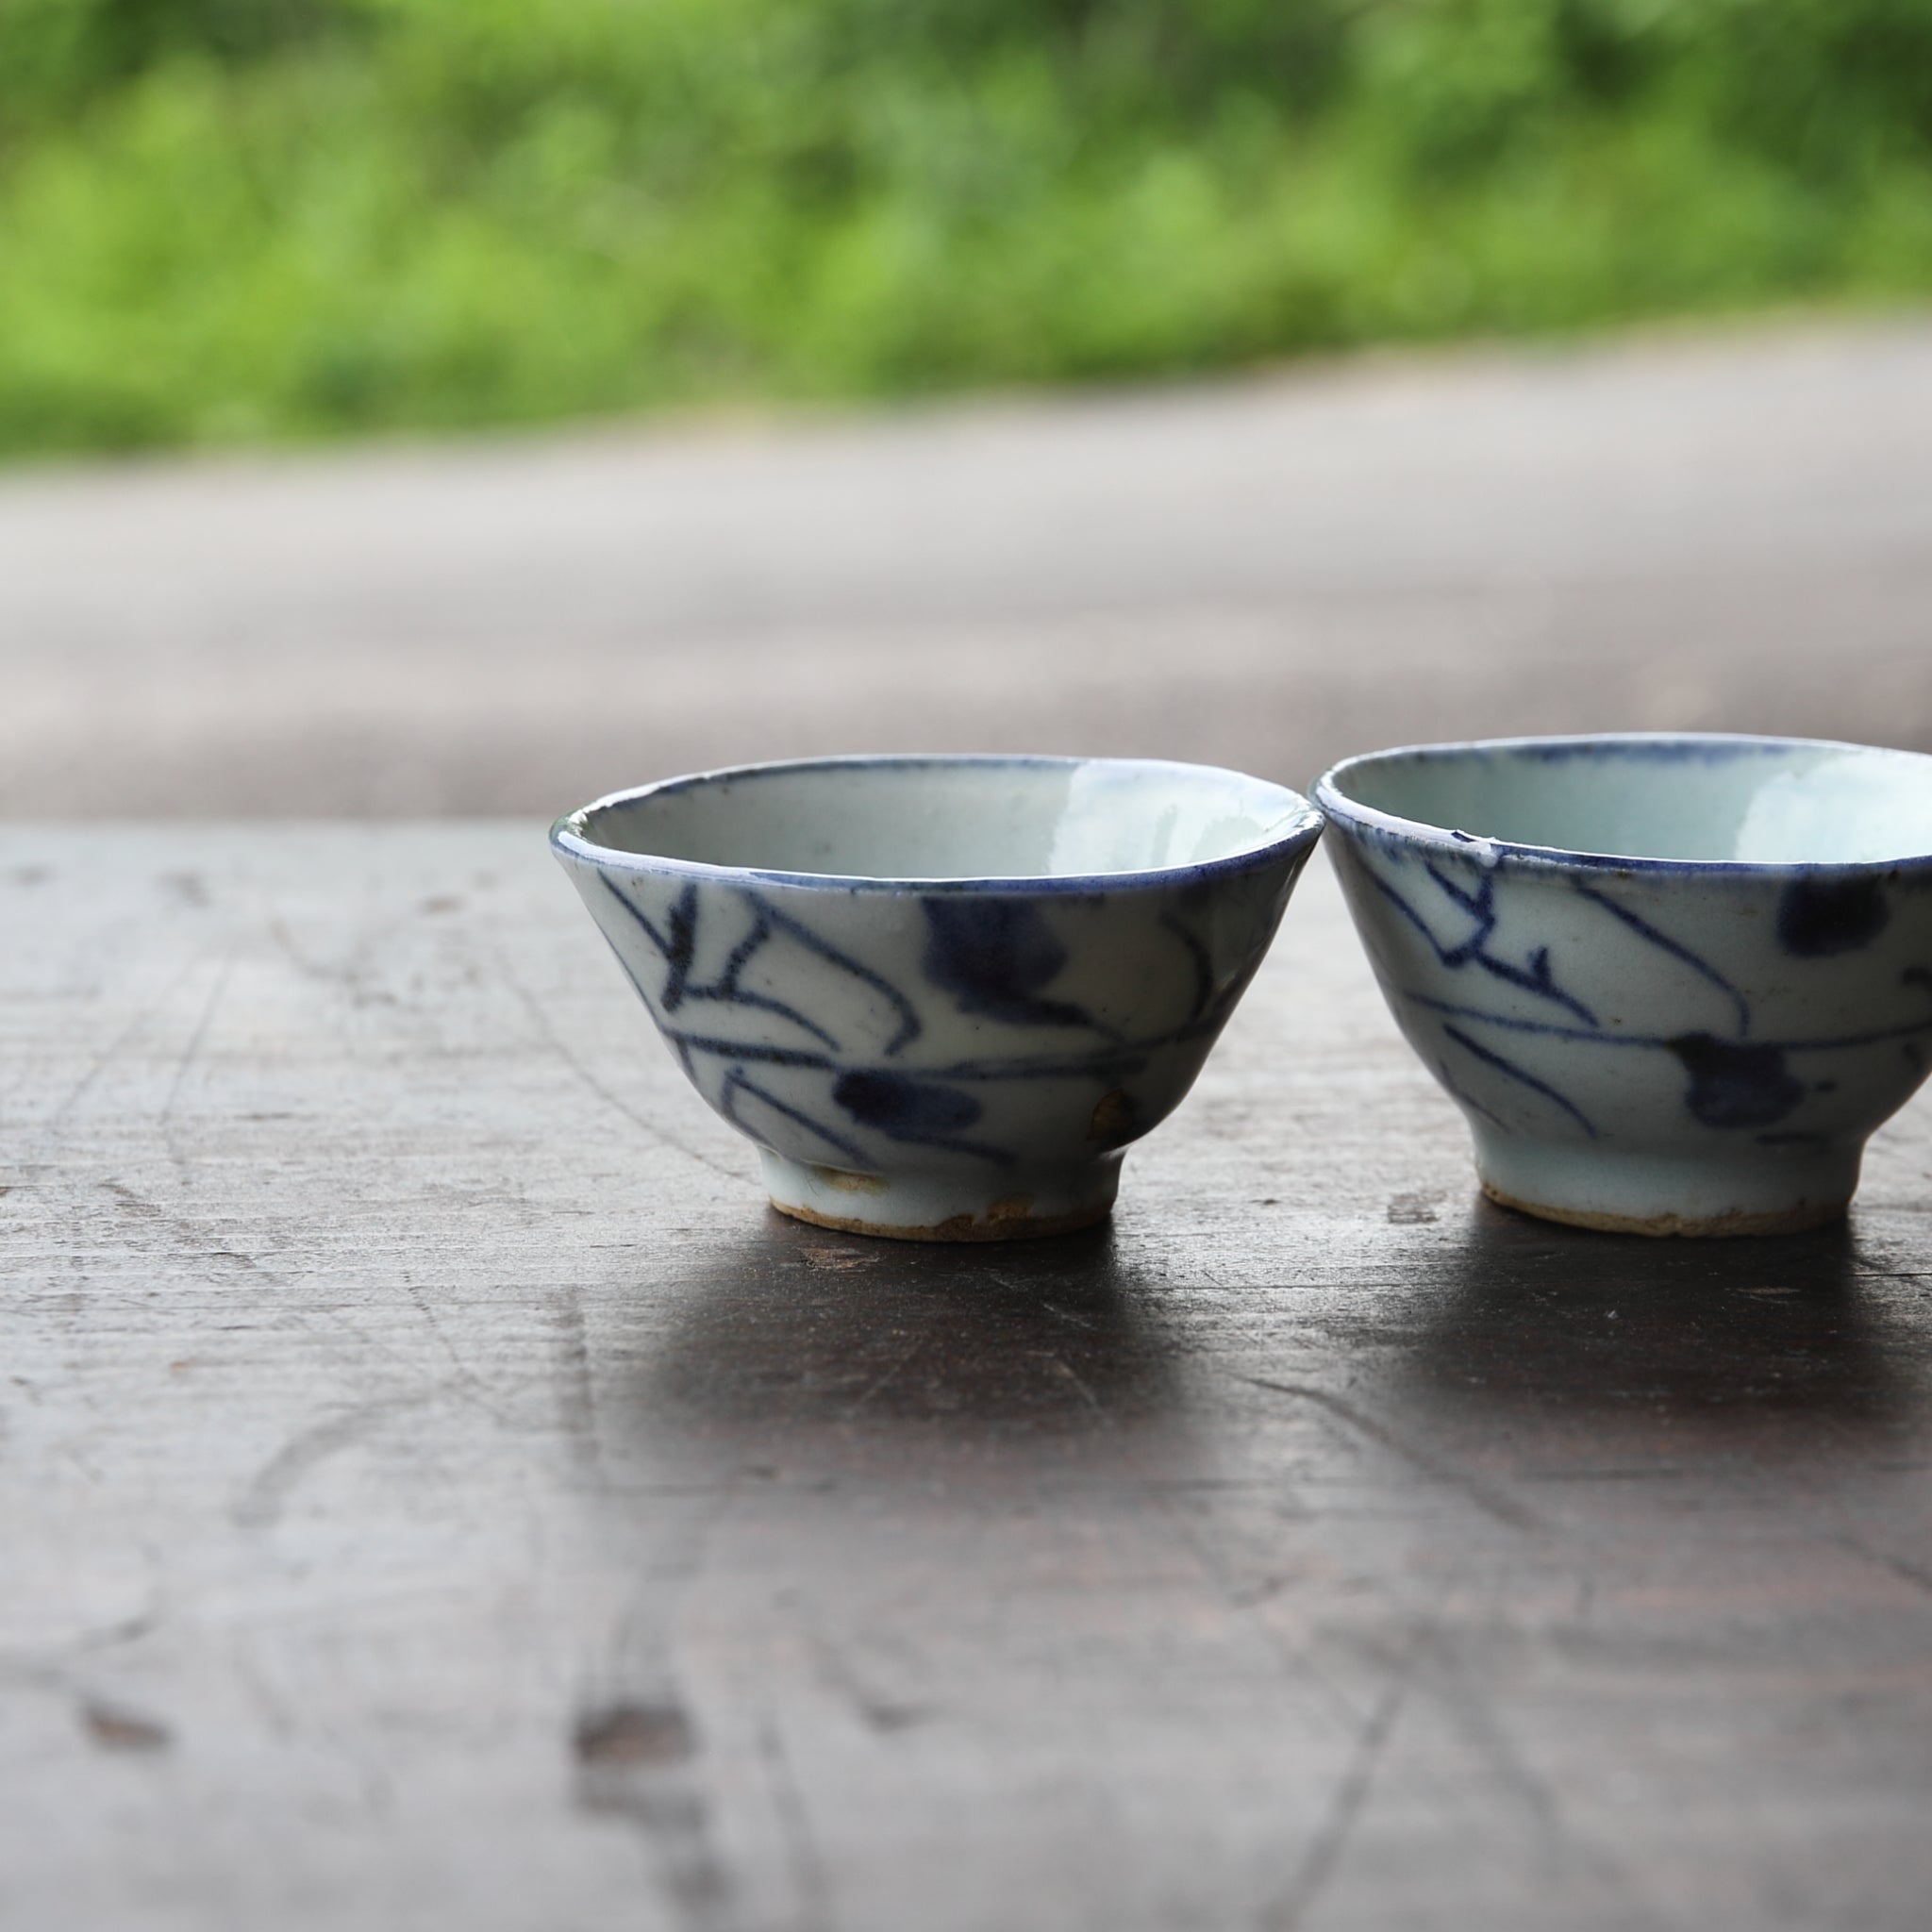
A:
[1571,883,1751,1037]
[831,1070,1015,1166]
[1158,911,1215,1023]
[1433,1057,1509,1130]
[587,869,1233,1173]
[1399,992,1932,1057]
[721,1068,869,1164]
[1367,863,1600,1026]
[1441,1023,1598,1138]
[600,874,922,1056]
[1364,851,1932,1141]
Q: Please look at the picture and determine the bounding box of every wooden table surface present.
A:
[6,826,1932,1932]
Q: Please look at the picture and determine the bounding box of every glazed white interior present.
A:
[1331,738,1932,864]
[575,758,1312,880]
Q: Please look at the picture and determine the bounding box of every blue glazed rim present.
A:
[552,752,1325,894]
[1313,732,1932,878]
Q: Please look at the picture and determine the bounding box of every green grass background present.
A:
[3,0,1931,458]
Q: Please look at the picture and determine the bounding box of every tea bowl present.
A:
[552,755,1323,1240]
[1314,734,1932,1236]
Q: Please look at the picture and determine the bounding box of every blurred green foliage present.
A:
[1,0,1929,455]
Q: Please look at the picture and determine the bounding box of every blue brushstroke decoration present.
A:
[587,864,1289,1178]
[722,1068,869,1164]
[832,1070,1013,1165]
[757,896,923,1056]
[1778,876,1891,958]
[1667,1033,1806,1130]
[1367,862,1600,1027]
[1159,913,1215,1023]
[1441,1022,1598,1138]
[1397,990,1932,1057]
[1572,882,1752,1037]
[1433,1057,1508,1129]
[597,874,920,1055]
[921,899,1114,1035]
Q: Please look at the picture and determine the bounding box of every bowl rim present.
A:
[1312,730,1932,877]
[552,752,1324,893]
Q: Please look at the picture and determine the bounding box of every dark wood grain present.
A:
[4,829,1930,1930]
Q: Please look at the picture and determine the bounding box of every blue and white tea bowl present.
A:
[1315,734,1932,1237]
[553,755,1323,1241]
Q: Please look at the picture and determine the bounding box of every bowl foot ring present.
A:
[1479,1179,1850,1240]
[771,1194,1115,1244]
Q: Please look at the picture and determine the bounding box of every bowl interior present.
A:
[1326,737,1932,866]
[571,757,1315,882]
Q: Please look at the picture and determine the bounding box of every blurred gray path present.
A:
[3,319,1928,815]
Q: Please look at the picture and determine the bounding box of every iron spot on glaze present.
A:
[1088,1089,1139,1145]
[813,1166,888,1194]
[1777,876,1890,958]
[1667,1033,1806,1130]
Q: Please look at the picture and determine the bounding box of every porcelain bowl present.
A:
[1314,734,1932,1236]
[553,755,1323,1241]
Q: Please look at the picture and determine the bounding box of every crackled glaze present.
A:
[553,756,1323,1240]
[1316,734,1932,1236]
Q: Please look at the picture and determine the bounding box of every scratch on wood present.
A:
[72,1609,160,1656]
[233,1393,429,1530]
[573,1697,732,1930]
[1045,1351,1108,1420]
[552,1286,604,1481]
[491,941,742,1182]
[400,1277,514,1427]
[45,950,208,1129]
[841,1334,927,1421]
[1832,1530,1932,1601]
[1038,1298,1100,1331]
[1411,1625,1561,1832]
[759,1711,836,1932]
[1408,1626,1669,1922]
[1240,1376,1544,1534]
[100,1180,164,1221]
[101,1180,284,1286]
[1149,1484,1365,1737]
[99,1179,425,1381]
[1265,1674,1407,1931]
[808,1633,930,1736]
[266,915,396,1007]
[160,944,240,1130]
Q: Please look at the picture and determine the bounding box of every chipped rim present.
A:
[552,752,1324,895]
[1313,731,1932,879]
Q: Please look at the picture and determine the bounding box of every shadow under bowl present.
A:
[553,754,1323,1241]
[1313,732,1932,1237]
